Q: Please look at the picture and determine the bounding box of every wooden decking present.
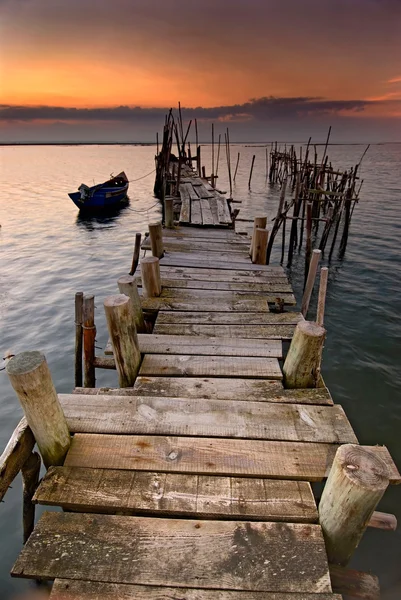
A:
[12,226,400,598]
[178,167,232,226]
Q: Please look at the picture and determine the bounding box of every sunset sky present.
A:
[1,0,400,142]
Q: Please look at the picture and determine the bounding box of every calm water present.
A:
[0,143,400,599]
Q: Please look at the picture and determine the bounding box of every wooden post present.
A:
[164,197,174,228]
[202,166,206,179]
[316,267,329,326]
[301,248,322,317]
[74,291,83,388]
[249,216,267,257]
[319,444,390,566]
[21,451,41,543]
[141,257,161,298]
[252,228,269,265]
[129,232,142,276]
[248,155,256,188]
[104,295,142,388]
[83,294,96,388]
[6,351,71,467]
[233,152,240,182]
[304,202,313,284]
[148,222,164,258]
[117,274,146,333]
[196,145,201,176]
[283,320,326,388]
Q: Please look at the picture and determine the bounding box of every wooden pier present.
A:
[2,212,400,599]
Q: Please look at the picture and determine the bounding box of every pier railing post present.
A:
[249,216,268,257]
[117,274,146,333]
[141,257,162,298]
[283,320,326,388]
[129,232,142,276]
[301,248,322,317]
[21,451,41,543]
[319,444,390,566]
[165,197,174,228]
[148,222,164,258]
[83,294,96,388]
[104,294,142,388]
[74,291,83,388]
[252,228,269,265]
[6,351,71,468]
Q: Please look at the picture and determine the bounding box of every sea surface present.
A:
[0,143,400,599]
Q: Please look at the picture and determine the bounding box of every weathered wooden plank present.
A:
[156,312,304,325]
[140,297,270,312]
[200,199,215,226]
[194,183,214,199]
[179,185,191,223]
[12,512,332,593]
[138,334,283,357]
[208,197,221,225]
[329,565,380,600]
[153,323,295,339]
[191,199,203,225]
[162,251,252,263]
[162,228,245,241]
[139,355,282,379]
[51,579,342,600]
[142,239,249,251]
[64,435,401,483]
[160,257,286,274]
[35,466,318,523]
[59,394,355,443]
[0,418,35,502]
[159,265,287,282]
[155,288,296,306]
[186,184,200,201]
[143,277,293,293]
[216,196,233,224]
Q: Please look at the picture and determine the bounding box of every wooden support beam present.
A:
[319,444,390,565]
[249,216,267,257]
[317,267,329,326]
[283,320,326,388]
[140,257,161,298]
[74,292,83,388]
[83,294,96,388]
[21,451,41,543]
[129,232,142,276]
[148,222,164,258]
[6,351,71,468]
[301,249,322,317]
[104,295,141,388]
[252,228,269,265]
[164,197,174,228]
[0,418,35,502]
[117,274,146,333]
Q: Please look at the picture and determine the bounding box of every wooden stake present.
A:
[83,294,96,388]
[283,320,326,388]
[248,155,256,188]
[316,267,329,326]
[6,351,71,468]
[117,274,146,333]
[304,202,313,284]
[233,152,240,182]
[252,228,269,265]
[74,291,83,388]
[21,451,41,543]
[140,257,161,298]
[301,249,322,317]
[129,232,142,276]
[148,222,164,258]
[319,444,390,565]
[104,295,142,388]
[164,197,174,228]
[249,216,268,257]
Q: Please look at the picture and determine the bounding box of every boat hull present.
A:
[68,172,129,212]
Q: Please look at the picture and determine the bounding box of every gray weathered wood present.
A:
[21,451,41,543]
[35,466,318,522]
[250,217,268,257]
[153,323,296,340]
[0,418,35,502]
[216,196,232,224]
[58,394,355,443]
[284,321,326,388]
[133,376,333,405]
[146,287,295,305]
[6,352,71,468]
[140,297,270,313]
[199,199,214,225]
[162,228,246,241]
[163,250,251,263]
[159,257,285,273]
[74,292,83,388]
[156,312,304,325]
[191,199,203,225]
[12,512,332,592]
[50,579,342,600]
[117,275,146,333]
[140,257,161,298]
[179,185,191,223]
[252,228,269,265]
[139,354,282,379]
[63,435,401,483]
[159,265,287,282]
[138,277,292,293]
[148,222,164,259]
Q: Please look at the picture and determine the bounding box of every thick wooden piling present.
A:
[301,249,322,317]
[141,257,161,298]
[6,351,71,468]
[74,291,83,388]
[117,274,146,333]
[104,295,142,388]
[83,295,96,388]
[129,232,142,276]
[148,222,164,258]
[283,320,326,388]
[249,216,267,257]
[252,228,269,265]
[319,444,390,565]
[21,451,41,543]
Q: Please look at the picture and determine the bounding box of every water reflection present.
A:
[75,198,130,231]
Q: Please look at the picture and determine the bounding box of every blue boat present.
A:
[68,171,129,212]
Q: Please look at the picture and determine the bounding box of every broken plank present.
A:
[51,580,342,600]
[139,354,282,379]
[140,297,270,312]
[64,435,401,483]
[153,323,295,339]
[35,466,318,522]
[12,512,331,593]
[59,394,355,443]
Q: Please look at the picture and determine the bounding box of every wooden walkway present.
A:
[12,226,400,599]
[178,165,232,225]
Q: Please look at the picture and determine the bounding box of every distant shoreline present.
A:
[1,141,400,147]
